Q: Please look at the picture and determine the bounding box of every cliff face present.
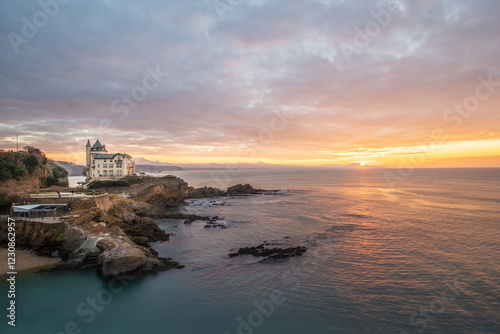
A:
[95,235,183,279]
[0,147,69,213]
[0,219,66,257]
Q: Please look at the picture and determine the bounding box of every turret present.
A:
[85,139,91,168]
[85,139,91,181]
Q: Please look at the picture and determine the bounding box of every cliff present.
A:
[0,219,66,257]
[0,146,69,213]
[0,177,272,279]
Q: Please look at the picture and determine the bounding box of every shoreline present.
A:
[0,248,62,278]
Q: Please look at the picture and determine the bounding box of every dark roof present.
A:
[93,153,132,160]
[93,154,115,159]
[86,139,91,147]
[91,139,105,151]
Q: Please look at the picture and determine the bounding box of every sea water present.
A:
[1,168,499,334]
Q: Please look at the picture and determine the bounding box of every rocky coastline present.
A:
[0,180,279,279]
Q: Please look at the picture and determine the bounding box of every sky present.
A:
[0,0,499,167]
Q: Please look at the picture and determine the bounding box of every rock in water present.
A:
[97,241,183,279]
[226,184,259,195]
[204,220,229,229]
[228,243,307,262]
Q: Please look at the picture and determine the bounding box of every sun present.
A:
[360,161,366,167]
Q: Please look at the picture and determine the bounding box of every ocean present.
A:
[2,168,499,334]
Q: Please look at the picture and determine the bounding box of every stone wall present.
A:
[0,219,66,256]
[16,194,111,212]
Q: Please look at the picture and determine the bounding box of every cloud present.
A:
[0,0,499,165]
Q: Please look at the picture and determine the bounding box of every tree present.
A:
[52,166,68,178]
[23,154,39,173]
[24,146,42,156]
[0,160,25,181]
[46,176,60,187]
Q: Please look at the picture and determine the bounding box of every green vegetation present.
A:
[87,180,129,189]
[22,154,39,173]
[52,166,68,179]
[0,146,69,213]
[87,175,154,189]
[0,160,25,181]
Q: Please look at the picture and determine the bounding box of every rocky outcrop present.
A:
[94,194,113,211]
[118,216,171,244]
[59,225,87,260]
[186,186,226,198]
[106,176,188,199]
[2,178,281,278]
[143,186,186,208]
[34,200,183,278]
[0,219,66,257]
[227,184,259,195]
[229,244,307,262]
[96,237,183,279]
[204,220,229,228]
[226,184,282,196]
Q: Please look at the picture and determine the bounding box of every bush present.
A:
[0,160,25,181]
[87,176,152,189]
[87,180,131,189]
[0,195,20,214]
[52,166,68,179]
[23,154,39,173]
[46,176,60,187]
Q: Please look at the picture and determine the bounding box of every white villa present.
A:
[85,139,135,182]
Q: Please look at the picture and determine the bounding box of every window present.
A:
[98,164,100,168]
[117,170,122,176]
[103,171,107,176]
[103,164,107,168]
[109,171,113,176]
[109,164,113,169]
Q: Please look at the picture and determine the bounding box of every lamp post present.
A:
[12,134,18,151]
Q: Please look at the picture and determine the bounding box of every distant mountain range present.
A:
[55,158,379,176]
[54,161,86,176]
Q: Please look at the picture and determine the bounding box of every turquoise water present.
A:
[2,168,500,333]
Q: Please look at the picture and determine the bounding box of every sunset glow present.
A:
[0,2,499,333]
[0,1,499,168]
